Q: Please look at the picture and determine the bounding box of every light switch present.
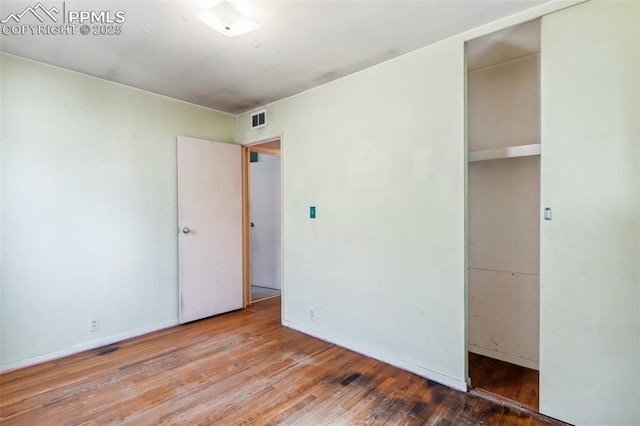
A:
[310,206,316,219]
[544,207,552,221]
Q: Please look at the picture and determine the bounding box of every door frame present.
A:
[241,136,282,307]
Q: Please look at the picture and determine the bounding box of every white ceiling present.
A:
[0,0,548,114]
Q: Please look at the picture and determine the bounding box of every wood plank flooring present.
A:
[468,352,539,411]
[1,297,562,425]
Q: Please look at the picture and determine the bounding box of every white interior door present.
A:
[178,136,243,324]
[250,157,282,290]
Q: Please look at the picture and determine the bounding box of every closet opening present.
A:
[466,19,541,411]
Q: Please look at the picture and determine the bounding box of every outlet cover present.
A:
[90,318,100,332]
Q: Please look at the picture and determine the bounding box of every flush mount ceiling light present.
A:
[195,1,260,37]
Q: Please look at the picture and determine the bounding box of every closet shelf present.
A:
[468,143,541,163]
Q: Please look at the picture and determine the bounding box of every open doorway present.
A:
[242,138,282,306]
[466,19,541,411]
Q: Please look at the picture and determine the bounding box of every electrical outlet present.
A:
[310,308,315,321]
[90,318,100,332]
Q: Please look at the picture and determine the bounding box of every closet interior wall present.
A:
[467,20,541,370]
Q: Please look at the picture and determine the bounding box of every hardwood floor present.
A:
[1,297,562,425]
[468,352,539,411]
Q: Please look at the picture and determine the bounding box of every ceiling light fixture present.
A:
[195,1,260,37]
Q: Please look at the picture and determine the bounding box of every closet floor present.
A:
[468,352,539,410]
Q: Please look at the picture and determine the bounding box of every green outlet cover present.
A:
[310,206,316,219]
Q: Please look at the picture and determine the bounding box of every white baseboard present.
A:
[283,319,467,392]
[0,320,178,373]
[468,345,539,370]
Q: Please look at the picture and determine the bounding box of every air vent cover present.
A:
[251,110,266,129]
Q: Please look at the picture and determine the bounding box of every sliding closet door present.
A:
[540,1,639,424]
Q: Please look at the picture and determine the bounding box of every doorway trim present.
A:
[241,136,282,307]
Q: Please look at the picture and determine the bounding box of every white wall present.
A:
[238,40,467,389]
[540,0,639,424]
[257,153,277,162]
[250,157,282,290]
[0,54,236,370]
[467,54,540,369]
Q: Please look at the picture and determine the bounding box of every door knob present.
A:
[182,227,191,234]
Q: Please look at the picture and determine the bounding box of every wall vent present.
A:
[251,110,266,129]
